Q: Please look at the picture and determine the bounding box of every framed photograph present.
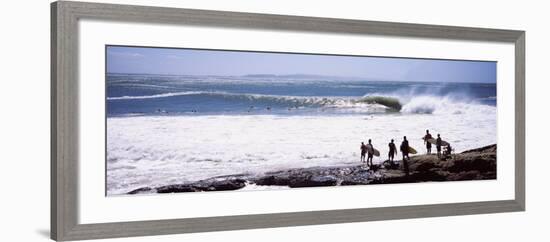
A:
[51,1,525,241]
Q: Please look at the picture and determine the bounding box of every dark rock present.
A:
[382,160,400,170]
[409,169,447,181]
[447,156,496,173]
[341,169,372,185]
[127,187,155,194]
[254,175,290,186]
[288,175,339,188]
[369,169,410,184]
[368,164,382,172]
[447,170,483,181]
[414,161,437,172]
[128,177,247,194]
[188,177,247,191]
[157,184,199,193]
[207,178,247,191]
[461,144,497,154]
[127,144,497,194]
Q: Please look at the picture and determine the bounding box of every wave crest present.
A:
[107,91,205,100]
[357,96,402,110]
[108,91,494,115]
[109,92,402,111]
[400,95,495,115]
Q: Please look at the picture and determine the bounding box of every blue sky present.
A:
[106,46,496,83]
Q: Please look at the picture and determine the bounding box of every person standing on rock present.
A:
[366,139,375,167]
[400,136,410,175]
[436,134,443,158]
[388,139,397,163]
[360,142,367,163]
[443,143,453,159]
[423,129,433,154]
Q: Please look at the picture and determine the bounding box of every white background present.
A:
[0,0,547,241]
[79,20,515,223]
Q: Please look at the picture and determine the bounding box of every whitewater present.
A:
[106,74,497,195]
[107,99,496,195]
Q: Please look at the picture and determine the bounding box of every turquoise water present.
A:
[107,73,496,116]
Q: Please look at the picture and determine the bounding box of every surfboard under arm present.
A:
[427,138,449,146]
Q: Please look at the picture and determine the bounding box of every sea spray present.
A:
[106,74,497,194]
[107,108,497,195]
[107,74,496,116]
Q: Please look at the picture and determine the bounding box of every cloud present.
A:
[166,55,187,60]
[108,51,144,58]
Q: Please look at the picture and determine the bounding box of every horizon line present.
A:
[106,72,496,84]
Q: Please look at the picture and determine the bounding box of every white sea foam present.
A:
[108,91,402,114]
[107,102,496,195]
[107,91,206,100]
[400,95,492,115]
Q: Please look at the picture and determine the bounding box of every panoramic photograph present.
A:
[106,46,497,196]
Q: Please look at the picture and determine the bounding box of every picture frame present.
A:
[51,1,525,241]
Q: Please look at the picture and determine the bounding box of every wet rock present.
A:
[341,169,372,185]
[254,175,290,186]
[157,184,199,193]
[128,177,247,194]
[447,156,496,173]
[127,144,497,194]
[127,187,155,194]
[288,175,339,188]
[461,144,497,154]
[201,178,247,191]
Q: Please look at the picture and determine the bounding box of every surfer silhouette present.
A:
[366,139,374,167]
[400,136,410,175]
[444,143,452,158]
[423,130,433,154]
[436,134,443,158]
[360,142,367,163]
[388,139,397,163]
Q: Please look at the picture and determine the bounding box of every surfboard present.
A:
[373,148,380,157]
[408,146,417,154]
[427,138,449,146]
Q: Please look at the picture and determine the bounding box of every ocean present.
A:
[106,73,497,195]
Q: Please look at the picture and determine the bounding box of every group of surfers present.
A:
[360,130,453,175]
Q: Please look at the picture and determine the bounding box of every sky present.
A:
[106,46,496,83]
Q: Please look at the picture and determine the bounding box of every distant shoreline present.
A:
[106,72,497,85]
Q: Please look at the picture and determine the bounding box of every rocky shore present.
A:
[128,144,497,195]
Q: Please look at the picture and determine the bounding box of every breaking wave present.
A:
[107,91,205,100]
[108,91,494,115]
[109,91,402,110]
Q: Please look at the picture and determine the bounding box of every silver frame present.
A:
[51,1,525,241]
